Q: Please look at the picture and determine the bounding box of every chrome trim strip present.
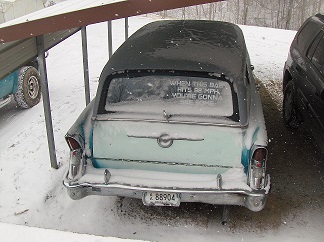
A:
[93,116,246,128]
[127,134,204,141]
[93,157,239,169]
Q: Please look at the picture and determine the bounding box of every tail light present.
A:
[250,147,267,189]
[65,136,83,181]
[66,136,81,151]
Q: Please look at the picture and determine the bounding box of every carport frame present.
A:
[0,0,224,168]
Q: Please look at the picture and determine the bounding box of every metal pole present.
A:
[221,205,230,225]
[108,20,112,58]
[125,17,128,40]
[36,36,58,169]
[81,26,90,105]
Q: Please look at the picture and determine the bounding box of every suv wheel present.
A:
[14,66,41,108]
[283,81,301,129]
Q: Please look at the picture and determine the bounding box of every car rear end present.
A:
[64,70,270,211]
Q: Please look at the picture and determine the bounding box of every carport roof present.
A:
[0,0,224,169]
[0,0,223,43]
[0,0,223,80]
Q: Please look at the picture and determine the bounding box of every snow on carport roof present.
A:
[0,0,223,43]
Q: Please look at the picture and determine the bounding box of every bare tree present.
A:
[155,0,324,30]
[196,5,201,19]
[242,0,249,25]
[300,0,306,26]
[182,7,186,20]
[317,0,322,13]
[285,0,294,29]
[163,10,168,19]
[235,0,240,24]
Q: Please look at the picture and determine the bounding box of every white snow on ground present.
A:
[0,222,145,242]
[0,15,322,241]
[240,24,296,81]
[240,24,297,108]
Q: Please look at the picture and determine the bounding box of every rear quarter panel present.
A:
[66,100,95,156]
[242,76,268,169]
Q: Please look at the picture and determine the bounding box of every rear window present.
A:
[296,21,320,51]
[312,36,324,69]
[102,75,238,123]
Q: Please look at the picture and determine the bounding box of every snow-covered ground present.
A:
[1,15,322,241]
[0,222,144,242]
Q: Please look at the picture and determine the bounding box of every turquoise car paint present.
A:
[241,126,261,172]
[241,146,250,173]
[87,127,93,156]
[0,71,18,99]
[92,120,243,174]
[252,127,260,146]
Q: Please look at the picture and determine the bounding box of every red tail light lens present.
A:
[252,148,267,167]
[250,147,267,190]
[66,137,81,150]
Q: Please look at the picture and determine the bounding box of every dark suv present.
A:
[283,13,324,153]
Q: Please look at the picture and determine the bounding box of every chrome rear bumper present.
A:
[63,169,270,212]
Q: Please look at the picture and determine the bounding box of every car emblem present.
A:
[157,133,173,148]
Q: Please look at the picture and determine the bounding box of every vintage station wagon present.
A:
[63,20,270,212]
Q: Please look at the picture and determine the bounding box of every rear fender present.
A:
[242,116,267,173]
[65,100,95,157]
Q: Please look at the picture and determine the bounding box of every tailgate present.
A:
[92,120,243,174]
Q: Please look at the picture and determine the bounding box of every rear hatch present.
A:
[93,72,243,174]
[92,120,243,174]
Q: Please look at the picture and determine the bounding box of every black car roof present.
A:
[100,20,247,82]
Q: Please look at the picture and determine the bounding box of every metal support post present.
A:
[108,20,113,58]
[36,36,58,169]
[125,17,129,40]
[81,26,90,105]
[221,205,230,225]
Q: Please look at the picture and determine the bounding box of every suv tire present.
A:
[283,81,301,130]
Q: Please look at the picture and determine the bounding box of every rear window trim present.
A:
[97,70,240,122]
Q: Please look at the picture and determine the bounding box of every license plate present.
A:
[142,192,180,207]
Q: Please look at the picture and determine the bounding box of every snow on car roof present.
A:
[101,20,247,82]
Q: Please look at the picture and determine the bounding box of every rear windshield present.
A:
[101,75,239,124]
[296,21,320,51]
